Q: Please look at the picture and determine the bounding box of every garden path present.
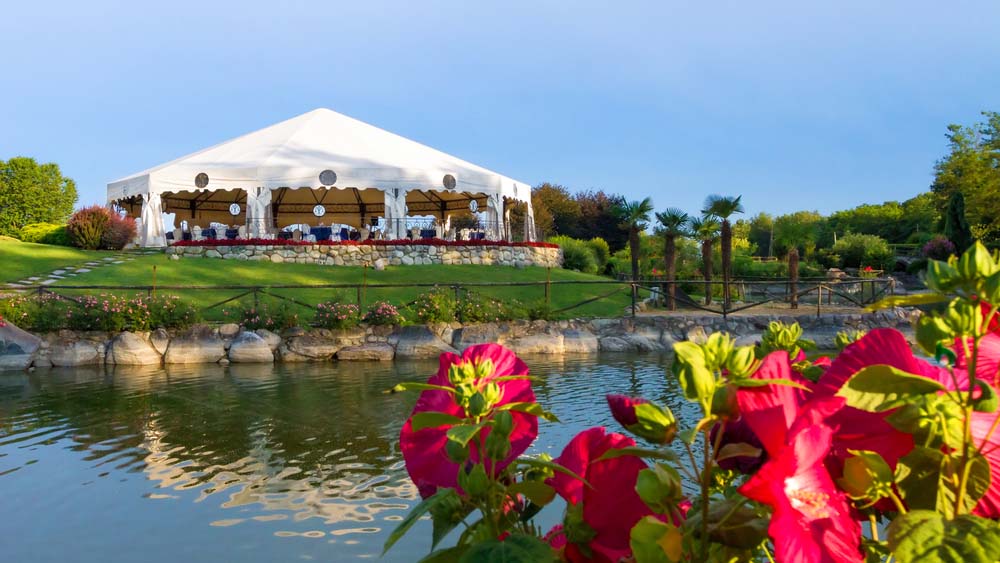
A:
[4,250,160,288]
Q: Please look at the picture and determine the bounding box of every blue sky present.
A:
[2,0,999,218]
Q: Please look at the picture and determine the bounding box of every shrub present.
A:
[922,235,956,260]
[831,232,894,271]
[225,300,299,331]
[906,257,929,275]
[0,293,198,332]
[456,291,516,323]
[67,205,111,250]
[586,237,611,273]
[101,213,137,250]
[18,222,70,245]
[145,295,200,329]
[549,235,598,274]
[314,301,361,329]
[523,300,556,321]
[409,287,457,323]
[815,248,841,269]
[363,301,404,325]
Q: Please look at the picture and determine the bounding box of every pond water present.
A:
[0,354,698,562]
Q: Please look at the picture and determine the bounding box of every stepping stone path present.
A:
[5,251,150,290]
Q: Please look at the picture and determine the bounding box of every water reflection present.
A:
[0,354,683,562]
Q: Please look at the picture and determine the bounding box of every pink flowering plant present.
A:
[0,293,198,332]
[409,287,457,323]
[313,301,360,329]
[386,242,1000,562]
[363,300,404,326]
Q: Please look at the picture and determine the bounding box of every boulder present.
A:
[150,328,170,355]
[254,329,282,351]
[281,335,341,361]
[561,329,600,354]
[337,343,394,361]
[106,332,162,365]
[622,334,664,353]
[164,334,226,364]
[685,326,708,343]
[50,340,103,366]
[219,323,241,338]
[228,331,274,363]
[451,324,502,350]
[0,321,43,371]
[394,325,457,359]
[598,336,634,353]
[502,333,564,355]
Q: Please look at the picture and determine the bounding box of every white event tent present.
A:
[107,108,537,246]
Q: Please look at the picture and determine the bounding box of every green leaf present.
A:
[682,498,768,549]
[428,489,469,549]
[491,375,541,383]
[673,341,716,413]
[390,382,455,394]
[629,516,681,563]
[729,377,812,391]
[495,401,560,422]
[383,488,460,555]
[516,457,590,488]
[447,424,484,448]
[895,446,946,513]
[418,546,469,563]
[867,293,948,312]
[458,534,556,563]
[716,442,763,463]
[836,364,945,412]
[507,481,557,506]
[887,510,1000,563]
[411,411,466,431]
[972,381,999,413]
[597,446,679,463]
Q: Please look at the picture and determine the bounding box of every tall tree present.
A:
[0,157,78,237]
[690,216,720,306]
[703,195,745,309]
[943,191,973,251]
[655,208,690,311]
[576,190,628,250]
[615,197,654,281]
[748,212,774,257]
[532,183,580,237]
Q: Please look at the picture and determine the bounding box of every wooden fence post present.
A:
[789,248,800,310]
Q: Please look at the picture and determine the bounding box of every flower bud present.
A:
[482,382,502,409]
[606,395,677,445]
[466,392,489,418]
[457,463,489,497]
[484,430,510,461]
[725,346,756,378]
[710,384,739,421]
[446,439,469,463]
[492,410,514,438]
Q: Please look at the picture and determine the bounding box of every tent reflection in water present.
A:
[107,108,536,246]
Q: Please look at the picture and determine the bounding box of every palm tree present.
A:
[702,195,745,309]
[690,215,720,305]
[655,208,689,311]
[615,198,655,281]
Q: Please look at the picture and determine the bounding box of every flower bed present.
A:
[169,237,558,249]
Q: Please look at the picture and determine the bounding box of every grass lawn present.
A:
[42,251,642,320]
[0,239,116,282]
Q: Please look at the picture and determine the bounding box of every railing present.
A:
[7,275,897,321]
[889,243,922,258]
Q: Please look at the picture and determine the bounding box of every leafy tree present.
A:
[690,215,720,305]
[774,210,824,258]
[943,191,973,251]
[615,197,654,281]
[702,195,744,309]
[654,208,689,310]
[0,157,77,237]
[931,111,1000,246]
[531,183,580,238]
[576,190,628,251]
[747,212,774,257]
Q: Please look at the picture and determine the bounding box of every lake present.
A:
[0,354,698,562]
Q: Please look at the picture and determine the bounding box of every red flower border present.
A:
[170,237,558,249]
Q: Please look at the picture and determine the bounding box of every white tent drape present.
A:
[140,193,167,247]
[486,193,505,241]
[246,187,272,238]
[523,199,537,243]
[384,188,408,239]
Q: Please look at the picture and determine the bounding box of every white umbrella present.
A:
[140,193,167,247]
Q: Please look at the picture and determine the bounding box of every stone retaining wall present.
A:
[0,308,917,370]
[166,243,563,268]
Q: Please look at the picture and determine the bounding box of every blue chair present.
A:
[278,231,292,240]
[420,229,436,239]
[182,231,193,241]
[166,232,174,241]
[313,227,332,241]
[340,227,350,241]
[205,228,217,240]
[226,228,239,240]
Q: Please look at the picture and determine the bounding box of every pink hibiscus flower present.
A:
[548,427,654,562]
[399,344,538,498]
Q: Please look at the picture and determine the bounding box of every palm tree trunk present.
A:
[665,235,677,311]
[721,220,732,310]
[702,240,713,305]
[630,227,640,281]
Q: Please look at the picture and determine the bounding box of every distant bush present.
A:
[18,222,71,246]
[226,300,299,331]
[921,235,956,261]
[549,235,598,274]
[831,233,894,270]
[456,291,516,323]
[314,301,360,329]
[101,213,137,250]
[363,301,404,326]
[815,248,841,270]
[906,257,929,275]
[523,300,556,321]
[67,206,111,250]
[0,293,199,332]
[586,237,611,273]
[409,287,457,323]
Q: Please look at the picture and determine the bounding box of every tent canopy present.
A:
[108,108,532,206]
